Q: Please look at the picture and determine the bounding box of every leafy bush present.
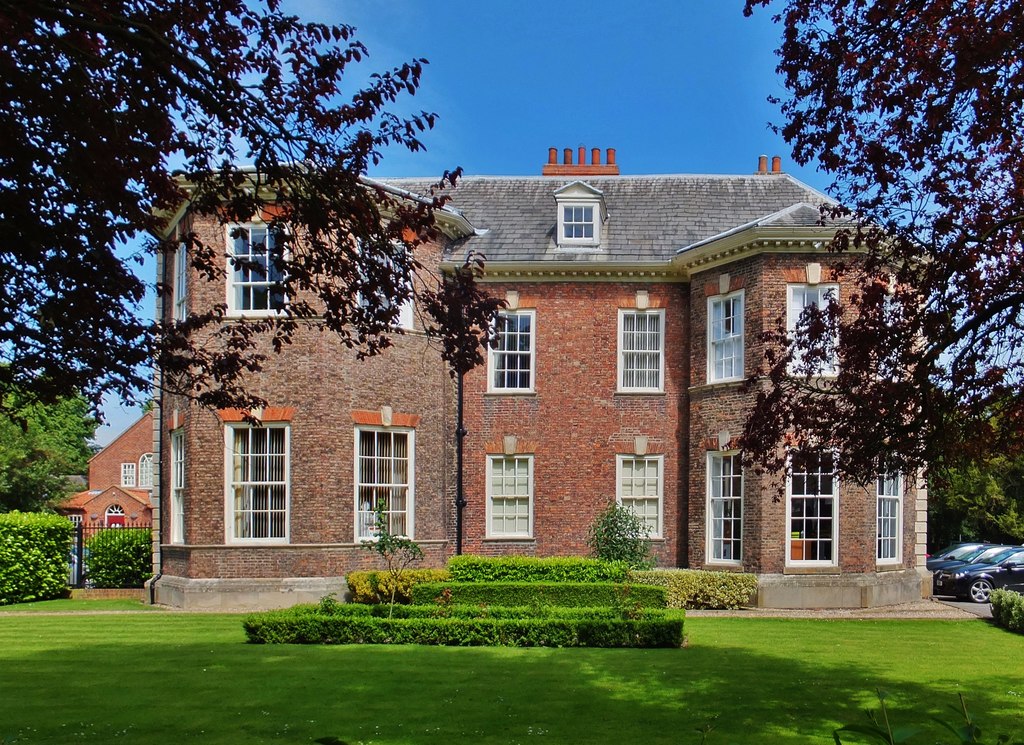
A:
[991,589,1024,633]
[347,568,450,604]
[85,528,152,588]
[587,502,654,568]
[243,603,684,647]
[410,581,666,609]
[448,555,629,583]
[0,511,73,604]
[630,569,757,609]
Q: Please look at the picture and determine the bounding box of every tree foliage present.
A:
[929,453,1024,549]
[741,0,1024,484]
[0,391,96,512]
[0,0,500,415]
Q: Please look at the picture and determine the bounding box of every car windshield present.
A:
[957,546,998,563]
[978,548,1019,565]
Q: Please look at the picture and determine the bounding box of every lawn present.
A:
[0,598,163,613]
[0,613,1021,744]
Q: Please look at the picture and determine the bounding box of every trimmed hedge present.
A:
[447,555,629,583]
[630,569,758,609]
[410,581,666,609]
[991,589,1024,633]
[347,568,450,604]
[243,603,684,647]
[85,528,152,588]
[0,511,73,605]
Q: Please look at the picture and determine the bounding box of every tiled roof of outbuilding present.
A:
[383,173,831,263]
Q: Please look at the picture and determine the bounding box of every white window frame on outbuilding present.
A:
[120,462,136,488]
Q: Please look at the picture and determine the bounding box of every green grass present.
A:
[1,614,1021,744]
[0,598,162,612]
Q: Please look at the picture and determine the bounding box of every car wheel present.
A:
[968,579,993,603]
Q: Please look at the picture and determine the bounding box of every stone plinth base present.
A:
[149,575,347,611]
[756,569,925,609]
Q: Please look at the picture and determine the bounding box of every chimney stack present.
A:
[542,145,620,176]
[756,154,784,175]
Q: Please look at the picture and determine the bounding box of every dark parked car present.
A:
[928,544,1011,576]
[933,547,1024,603]
[926,542,991,571]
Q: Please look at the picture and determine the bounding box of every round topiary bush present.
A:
[587,502,653,569]
[85,528,152,588]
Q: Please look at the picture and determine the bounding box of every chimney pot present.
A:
[771,155,782,174]
[578,146,586,167]
[548,147,557,165]
[563,148,573,165]
[591,147,600,165]
[542,146,619,176]
[757,154,768,174]
[607,148,616,165]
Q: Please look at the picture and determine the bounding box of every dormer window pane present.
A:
[563,206,594,239]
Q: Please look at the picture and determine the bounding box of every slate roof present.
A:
[382,174,831,264]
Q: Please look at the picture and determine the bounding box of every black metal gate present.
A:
[68,523,152,588]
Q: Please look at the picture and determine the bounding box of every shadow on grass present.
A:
[0,615,1021,744]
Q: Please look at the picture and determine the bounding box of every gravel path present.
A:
[686,598,982,620]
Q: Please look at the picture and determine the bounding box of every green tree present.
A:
[0,393,96,512]
[587,502,654,569]
[929,455,1024,550]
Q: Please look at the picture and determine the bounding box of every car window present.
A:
[958,546,996,563]
[978,548,1017,565]
[946,544,984,560]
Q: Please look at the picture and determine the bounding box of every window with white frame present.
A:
[708,291,744,382]
[619,310,665,392]
[227,425,288,541]
[489,310,535,392]
[356,428,413,540]
[877,468,902,563]
[227,224,286,314]
[708,452,743,562]
[170,431,185,544]
[68,514,82,526]
[561,204,595,242]
[487,455,533,538]
[174,241,188,321]
[120,462,136,488]
[356,240,415,330]
[138,453,154,489]
[617,455,662,537]
[788,449,838,564]
[787,284,839,375]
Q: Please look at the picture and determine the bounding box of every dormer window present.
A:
[553,181,606,248]
[562,205,595,241]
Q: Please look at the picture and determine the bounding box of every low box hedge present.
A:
[347,568,450,604]
[991,589,1024,633]
[447,555,629,583]
[410,581,666,609]
[243,603,684,648]
[630,569,758,609]
[0,512,73,605]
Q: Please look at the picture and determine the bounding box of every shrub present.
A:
[360,503,423,615]
[587,502,653,568]
[630,569,757,609]
[243,604,684,648]
[410,581,666,609]
[85,528,152,588]
[0,511,73,604]
[991,589,1024,633]
[447,555,629,583]
[347,568,450,604]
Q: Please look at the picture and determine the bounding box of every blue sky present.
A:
[96,1,825,445]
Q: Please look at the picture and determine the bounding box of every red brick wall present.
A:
[460,281,689,566]
[159,213,455,579]
[688,253,918,574]
[89,412,154,490]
